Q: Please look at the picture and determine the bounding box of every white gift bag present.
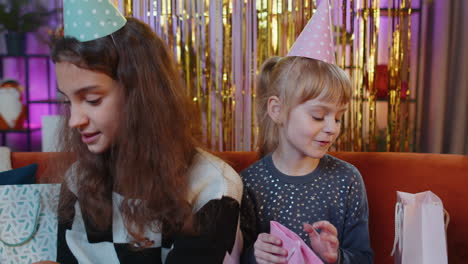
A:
[0,184,61,264]
[391,191,449,264]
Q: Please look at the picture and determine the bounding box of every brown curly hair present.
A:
[50,17,201,243]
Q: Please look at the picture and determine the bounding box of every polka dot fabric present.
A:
[287,0,336,64]
[241,154,369,245]
[63,0,126,42]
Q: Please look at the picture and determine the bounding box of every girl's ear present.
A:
[267,96,282,124]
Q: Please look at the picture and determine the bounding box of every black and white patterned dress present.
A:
[57,150,243,264]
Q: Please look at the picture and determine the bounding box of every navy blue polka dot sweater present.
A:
[240,154,373,264]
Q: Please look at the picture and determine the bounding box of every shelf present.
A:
[0,127,41,133]
[0,54,51,58]
[29,99,64,104]
[356,8,421,17]
[353,97,417,103]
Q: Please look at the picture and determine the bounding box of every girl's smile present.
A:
[316,140,331,147]
[80,131,101,144]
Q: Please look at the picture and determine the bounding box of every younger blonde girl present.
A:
[241,56,373,264]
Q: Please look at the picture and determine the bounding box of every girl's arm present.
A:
[240,187,259,263]
[339,173,374,264]
[240,188,288,264]
[165,196,241,264]
[165,151,244,263]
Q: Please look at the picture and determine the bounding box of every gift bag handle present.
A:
[443,208,450,244]
[390,202,403,256]
[443,208,450,231]
[0,190,41,247]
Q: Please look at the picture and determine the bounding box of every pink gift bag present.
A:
[270,221,323,264]
[391,191,449,264]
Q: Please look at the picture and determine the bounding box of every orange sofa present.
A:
[10,151,468,264]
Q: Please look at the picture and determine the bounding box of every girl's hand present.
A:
[254,233,288,264]
[304,221,339,264]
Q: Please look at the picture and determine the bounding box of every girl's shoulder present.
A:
[185,149,243,211]
[238,154,270,179]
[63,162,79,195]
[323,154,360,172]
[323,154,364,183]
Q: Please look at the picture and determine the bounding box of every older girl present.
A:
[50,8,242,264]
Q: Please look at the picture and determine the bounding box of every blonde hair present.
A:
[256,56,352,157]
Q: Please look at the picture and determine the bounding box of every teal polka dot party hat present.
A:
[63,0,127,42]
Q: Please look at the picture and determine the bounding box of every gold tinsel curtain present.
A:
[116,0,422,152]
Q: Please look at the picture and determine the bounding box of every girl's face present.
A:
[55,62,123,154]
[276,95,348,160]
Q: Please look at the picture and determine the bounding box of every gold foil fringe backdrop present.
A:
[116,0,419,152]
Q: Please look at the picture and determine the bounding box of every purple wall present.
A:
[1,5,60,151]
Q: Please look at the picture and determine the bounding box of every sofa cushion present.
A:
[0,163,37,185]
[0,146,12,172]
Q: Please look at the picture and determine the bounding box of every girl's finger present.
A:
[258,233,282,246]
[255,249,288,264]
[257,259,272,264]
[326,235,339,248]
[255,234,288,256]
[255,241,288,256]
[318,233,339,252]
[312,220,338,236]
[257,259,273,264]
[320,232,339,243]
[322,250,339,263]
[303,222,320,237]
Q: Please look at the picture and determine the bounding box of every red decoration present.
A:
[375,65,408,100]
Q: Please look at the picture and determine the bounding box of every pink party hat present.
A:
[287,0,335,64]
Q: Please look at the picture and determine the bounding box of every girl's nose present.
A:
[68,105,88,129]
[323,118,339,134]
